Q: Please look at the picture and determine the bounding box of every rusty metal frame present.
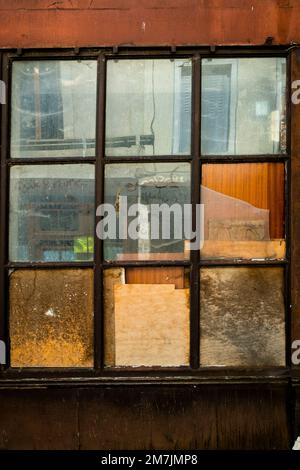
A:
[0,46,292,384]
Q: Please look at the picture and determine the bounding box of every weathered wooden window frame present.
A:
[0,46,293,384]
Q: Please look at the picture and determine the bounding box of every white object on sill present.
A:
[293,436,300,450]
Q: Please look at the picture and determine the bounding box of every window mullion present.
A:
[94,53,106,370]
[190,54,201,369]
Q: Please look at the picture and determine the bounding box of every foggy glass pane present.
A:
[105,59,192,156]
[11,60,97,158]
[10,269,94,367]
[201,163,285,260]
[9,165,95,262]
[200,267,286,366]
[201,58,286,155]
[103,163,191,261]
[104,267,190,367]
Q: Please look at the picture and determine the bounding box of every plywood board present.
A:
[201,239,285,260]
[103,268,125,366]
[114,284,190,367]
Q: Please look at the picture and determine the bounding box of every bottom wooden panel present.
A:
[0,385,291,450]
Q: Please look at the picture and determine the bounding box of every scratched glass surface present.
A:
[200,267,286,366]
[103,163,191,261]
[10,269,94,367]
[9,164,95,262]
[201,58,286,155]
[105,59,192,156]
[11,60,97,157]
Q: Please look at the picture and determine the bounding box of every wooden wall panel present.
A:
[0,389,79,450]
[202,163,285,239]
[0,1,299,48]
[0,385,290,449]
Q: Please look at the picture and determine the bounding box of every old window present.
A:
[0,51,288,373]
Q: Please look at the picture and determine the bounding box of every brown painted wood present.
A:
[202,163,285,239]
[0,385,289,450]
[0,1,299,48]
[0,389,79,450]
[126,267,186,289]
[0,385,290,450]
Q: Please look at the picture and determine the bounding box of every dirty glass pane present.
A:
[103,163,191,261]
[200,267,285,366]
[200,163,285,260]
[104,267,190,367]
[201,58,286,155]
[105,59,192,156]
[10,269,94,367]
[9,165,95,262]
[11,60,97,158]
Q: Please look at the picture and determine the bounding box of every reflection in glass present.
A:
[10,269,94,367]
[11,60,97,158]
[201,163,285,260]
[9,165,95,262]
[104,267,190,367]
[105,59,192,156]
[103,163,191,261]
[200,267,285,366]
[201,58,286,155]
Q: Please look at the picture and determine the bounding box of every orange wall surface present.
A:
[0,0,299,48]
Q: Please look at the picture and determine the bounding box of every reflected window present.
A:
[105,59,192,156]
[11,60,97,158]
[201,58,286,155]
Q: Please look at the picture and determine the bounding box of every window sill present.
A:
[0,366,294,389]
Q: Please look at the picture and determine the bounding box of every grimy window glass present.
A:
[103,162,191,261]
[11,60,97,158]
[9,164,95,262]
[10,269,94,367]
[4,52,288,372]
[201,58,286,155]
[200,267,285,366]
[105,59,192,156]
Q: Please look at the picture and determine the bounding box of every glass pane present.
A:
[9,164,95,262]
[11,60,97,158]
[201,163,285,260]
[105,59,192,156]
[10,269,94,367]
[201,58,286,155]
[104,267,190,367]
[200,267,285,366]
[103,163,190,261]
